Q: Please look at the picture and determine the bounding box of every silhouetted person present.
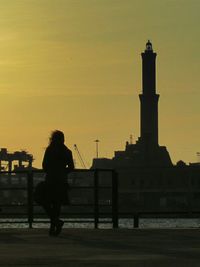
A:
[42,130,74,236]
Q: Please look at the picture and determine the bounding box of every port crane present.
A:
[74,144,87,169]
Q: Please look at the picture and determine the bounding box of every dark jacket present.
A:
[42,143,74,184]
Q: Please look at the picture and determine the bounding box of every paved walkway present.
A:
[0,228,200,266]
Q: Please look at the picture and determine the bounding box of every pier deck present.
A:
[0,228,200,266]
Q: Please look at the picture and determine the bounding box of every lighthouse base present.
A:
[113,142,172,168]
[92,142,172,169]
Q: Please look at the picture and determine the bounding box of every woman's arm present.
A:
[66,149,75,171]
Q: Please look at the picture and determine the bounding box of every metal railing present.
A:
[1,166,200,229]
[0,169,118,229]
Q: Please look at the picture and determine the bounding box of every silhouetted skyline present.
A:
[0,1,199,167]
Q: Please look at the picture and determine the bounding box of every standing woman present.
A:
[42,130,74,236]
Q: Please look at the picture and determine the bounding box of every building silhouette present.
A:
[0,148,33,171]
[92,41,172,169]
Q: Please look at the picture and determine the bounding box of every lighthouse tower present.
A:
[139,40,159,149]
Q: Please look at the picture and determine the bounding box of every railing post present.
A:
[187,171,192,216]
[27,171,34,229]
[133,213,139,228]
[112,170,118,228]
[94,169,99,229]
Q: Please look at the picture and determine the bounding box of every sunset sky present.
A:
[0,0,199,168]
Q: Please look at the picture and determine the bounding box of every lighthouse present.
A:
[114,40,172,167]
[139,40,159,149]
[92,41,172,168]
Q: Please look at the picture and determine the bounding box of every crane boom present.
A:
[74,144,87,169]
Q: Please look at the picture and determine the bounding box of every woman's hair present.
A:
[49,130,65,145]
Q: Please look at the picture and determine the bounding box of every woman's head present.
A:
[49,130,65,145]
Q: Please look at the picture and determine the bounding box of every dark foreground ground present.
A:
[0,228,200,266]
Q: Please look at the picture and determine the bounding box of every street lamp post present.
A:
[94,139,100,158]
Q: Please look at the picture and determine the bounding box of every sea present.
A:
[0,218,200,229]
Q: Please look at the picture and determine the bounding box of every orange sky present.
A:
[0,0,199,168]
